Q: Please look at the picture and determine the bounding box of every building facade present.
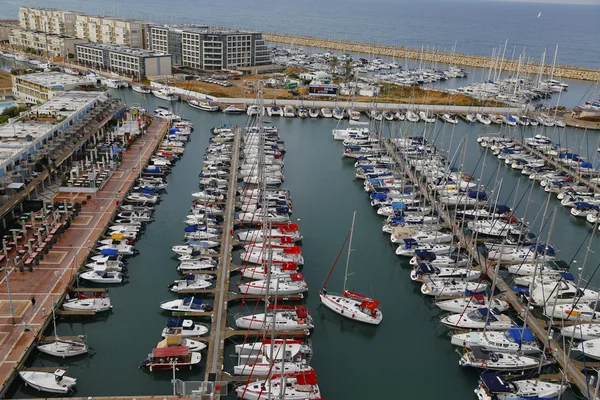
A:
[147,25,271,70]
[19,7,146,48]
[9,27,86,58]
[18,7,79,36]
[12,72,94,103]
[75,15,146,48]
[76,42,172,79]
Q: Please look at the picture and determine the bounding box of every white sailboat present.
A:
[319,212,383,325]
[37,297,88,358]
[19,369,76,394]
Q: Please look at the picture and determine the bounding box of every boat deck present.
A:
[0,117,169,396]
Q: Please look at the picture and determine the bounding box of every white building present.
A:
[299,71,332,83]
[9,27,86,58]
[12,72,94,103]
[18,7,79,36]
[76,42,172,79]
[75,15,146,48]
[146,25,271,70]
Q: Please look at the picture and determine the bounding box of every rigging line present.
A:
[321,228,352,290]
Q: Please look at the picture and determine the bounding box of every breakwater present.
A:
[263,33,600,82]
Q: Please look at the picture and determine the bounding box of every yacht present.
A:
[238,274,308,296]
[451,327,540,354]
[234,370,320,400]
[233,339,312,376]
[435,295,510,313]
[321,108,333,118]
[188,99,219,112]
[309,107,320,118]
[222,104,245,114]
[247,104,262,116]
[475,373,567,400]
[283,105,296,117]
[235,305,314,330]
[459,346,542,371]
[152,88,179,102]
[441,307,514,330]
[132,84,151,94]
[19,370,76,394]
[162,318,209,337]
[476,113,492,125]
[160,297,213,313]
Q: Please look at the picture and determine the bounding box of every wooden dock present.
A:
[383,138,596,398]
[204,127,241,382]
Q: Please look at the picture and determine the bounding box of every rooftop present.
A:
[0,91,108,170]
[151,24,262,36]
[76,42,169,57]
[15,72,90,89]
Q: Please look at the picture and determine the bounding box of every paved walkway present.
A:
[0,116,168,395]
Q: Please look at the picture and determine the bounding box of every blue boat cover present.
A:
[101,248,119,256]
[166,317,183,328]
[480,373,510,393]
[182,297,203,309]
[559,272,575,281]
[416,263,437,274]
[468,191,487,200]
[168,128,181,134]
[573,202,595,210]
[506,326,535,343]
[392,202,406,210]
[403,238,418,248]
[492,204,511,214]
[415,250,436,261]
[581,161,593,169]
[141,188,156,195]
[370,192,388,200]
[184,225,198,233]
[184,274,196,280]
[390,217,405,224]
[145,168,161,173]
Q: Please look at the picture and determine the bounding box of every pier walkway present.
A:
[204,127,241,382]
[0,116,169,396]
[383,139,594,398]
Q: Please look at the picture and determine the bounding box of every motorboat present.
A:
[267,105,283,117]
[96,242,135,256]
[142,346,202,371]
[458,346,542,371]
[187,99,219,112]
[178,258,218,271]
[79,270,126,284]
[442,113,459,124]
[410,263,480,282]
[132,84,151,94]
[451,327,540,354]
[238,274,308,296]
[544,301,600,322]
[155,336,206,353]
[169,274,213,292]
[222,105,245,114]
[321,108,333,118]
[19,369,76,394]
[332,108,345,120]
[154,107,181,120]
[406,110,420,122]
[63,294,112,313]
[421,280,488,296]
[162,318,209,337]
[435,295,510,313]
[419,111,436,123]
[298,106,309,118]
[395,239,455,257]
[283,105,296,117]
[235,305,314,330]
[117,211,153,222]
[152,88,180,102]
[234,339,312,376]
[234,370,320,400]
[309,108,320,118]
[160,297,213,313]
[441,307,514,330]
[126,193,158,204]
[530,281,599,306]
[475,372,567,400]
[247,105,262,116]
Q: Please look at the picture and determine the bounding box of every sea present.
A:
[3,0,600,68]
[1,1,600,399]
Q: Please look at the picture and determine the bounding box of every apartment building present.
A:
[9,27,86,58]
[76,42,171,79]
[19,7,146,48]
[12,72,94,103]
[18,7,79,36]
[75,15,146,48]
[147,25,271,70]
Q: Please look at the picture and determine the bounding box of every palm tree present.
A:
[329,56,338,75]
[343,58,352,81]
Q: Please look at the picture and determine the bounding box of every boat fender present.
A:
[352,314,355,319]
[481,362,487,369]
[341,310,344,314]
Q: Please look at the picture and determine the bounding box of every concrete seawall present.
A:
[263,33,600,82]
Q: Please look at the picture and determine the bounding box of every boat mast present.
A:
[342,211,356,293]
[51,294,59,341]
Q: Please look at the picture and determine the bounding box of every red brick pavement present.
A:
[0,117,168,394]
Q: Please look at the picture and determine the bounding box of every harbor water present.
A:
[6,87,600,399]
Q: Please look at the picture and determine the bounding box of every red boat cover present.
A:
[152,346,189,357]
[473,294,485,303]
[267,304,295,310]
[503,215,518,223]
[289,273,304,282]
[295,370,317,385]
[262,339,302,345]
[283,246,301,254]
[295,306,309,319]
[278,223,298,232]
[280,236,295,244]
[360,300,381,310]
[281,262,297,271]
[343,290,368,300]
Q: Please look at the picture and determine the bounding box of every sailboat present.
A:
[319,211,383,325]
[537,12,542,18]
[37,297,88,358]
